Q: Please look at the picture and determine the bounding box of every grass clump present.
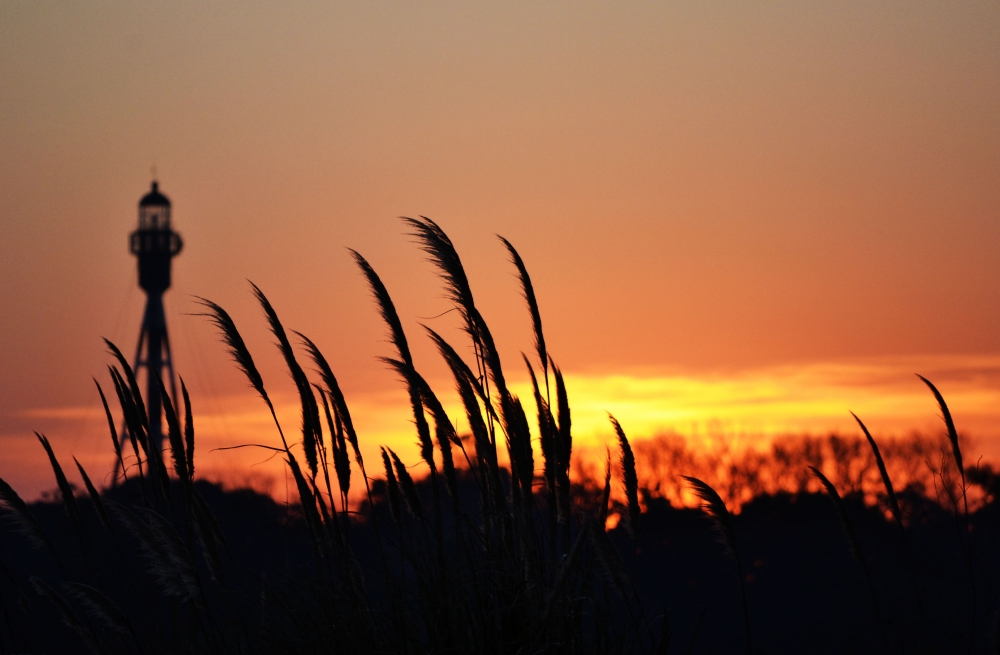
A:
[0,217,995,654]
[0,218,662,654]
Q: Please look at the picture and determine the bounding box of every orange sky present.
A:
[1,2,999,499]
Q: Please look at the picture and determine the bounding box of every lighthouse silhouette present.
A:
[129,180,183,452]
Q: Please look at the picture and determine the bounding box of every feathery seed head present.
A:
[610,415,639,543]
[918,375,964,479]
[683,475,738,558]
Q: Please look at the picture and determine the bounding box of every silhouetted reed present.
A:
[683,475,751,655]
[810,465,889,655]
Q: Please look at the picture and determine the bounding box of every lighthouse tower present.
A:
[129,180,183,452]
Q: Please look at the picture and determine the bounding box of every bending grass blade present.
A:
[156,375,189,486]
[402,217,476,333]
[852,413,901,524]
[404,216,511,407]
[425,328,498,466]
[104,338,148,431]
[298,333,363,468]
[683,476,751,655]
[93,379,126,485]
[809,466,863,562]
[916,375,976,654]
[683,477,738,558]
[525,356,556,498]
[553,363,572,530]
[917,375,963,479]
[195,298,267,407]
[380,358,436,476]
[109,367,147,462]
[351,252,434,475]
[855,412,928,646]
[395,362,459,499]
[320,390,351,499]
[74,458,111,530]
[810,466,889,655]
[196,296,289,452]
[249,281,322,479]
[349,250,416,367]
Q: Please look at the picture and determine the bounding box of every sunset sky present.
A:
[2,2,999,499]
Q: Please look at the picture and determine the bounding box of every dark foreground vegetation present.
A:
[0,218,996,654]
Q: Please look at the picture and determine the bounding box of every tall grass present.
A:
[0,219,667,654]
[0,218,993,653]
[919,374,978,652]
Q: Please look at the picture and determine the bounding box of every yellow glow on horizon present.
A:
[6,354,998,502]
[173,354,1000,500]
[537,355,1000,450]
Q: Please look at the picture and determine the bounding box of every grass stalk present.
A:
[684,476,752,655]
[855,412,929,650]
[810,465,890,655]
[917,375,977,652]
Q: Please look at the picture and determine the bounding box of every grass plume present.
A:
[351,251,434,476]
[104,338,148,432]
[298,333,363,468]
[499,235,548,386]
[250,282,322,479]
[196,296,290,454]
[610,415,639,544]
[917,375,963,479]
